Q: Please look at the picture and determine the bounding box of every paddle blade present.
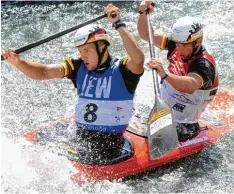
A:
[147,98,179,159]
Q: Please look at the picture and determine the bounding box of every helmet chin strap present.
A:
[191,41,201,57]
[184,41,200,61]
[94,42,108,71]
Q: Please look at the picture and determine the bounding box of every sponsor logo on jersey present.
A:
[172,103,186,112]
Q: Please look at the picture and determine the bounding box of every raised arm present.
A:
[1,49,65,80]
[137,0,164,49]
[104,4,145,74]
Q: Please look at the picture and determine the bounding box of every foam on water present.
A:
[1,134,82,193]
[1,1,234,193]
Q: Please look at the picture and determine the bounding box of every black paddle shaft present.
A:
[1,14,108,61]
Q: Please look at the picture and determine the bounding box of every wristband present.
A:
[138,10,144,15]
[115,23,126,30]
[160,73,169,84]
[112,19,126,30]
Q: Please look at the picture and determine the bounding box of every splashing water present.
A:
[1,1,234,193]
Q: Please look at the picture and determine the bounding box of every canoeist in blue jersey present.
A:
[2,4,145,159]
[137,0,219,141]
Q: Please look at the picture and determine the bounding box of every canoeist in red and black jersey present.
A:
[138,0,219,141]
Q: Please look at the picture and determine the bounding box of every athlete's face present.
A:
[78,43,99,71]
[176,42,193,59]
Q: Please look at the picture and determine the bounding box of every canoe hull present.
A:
[24,90,234,184]
[70,119,232,184]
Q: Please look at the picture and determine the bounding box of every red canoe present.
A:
[24,89,234,184]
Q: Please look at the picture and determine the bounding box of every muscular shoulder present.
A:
[63,57,82,80]
[119,57,144,94]
[188,57,216,89]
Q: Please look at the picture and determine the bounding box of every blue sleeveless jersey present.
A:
[75,57,134,133]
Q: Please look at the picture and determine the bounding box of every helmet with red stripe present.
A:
[74,25,110,47]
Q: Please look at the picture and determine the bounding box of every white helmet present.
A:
[171,16,204,43]
[74,24,110,47]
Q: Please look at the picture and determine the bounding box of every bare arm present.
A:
[165,73,203,94]
[137,0,163,48]
[104,4,145,74]
[138,14,163,48]
[13,61,65,80]
[117,26,145,74]
[1,49,65,80]
[147,58,202,94]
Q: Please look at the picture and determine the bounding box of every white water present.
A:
[1,1,234,193]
